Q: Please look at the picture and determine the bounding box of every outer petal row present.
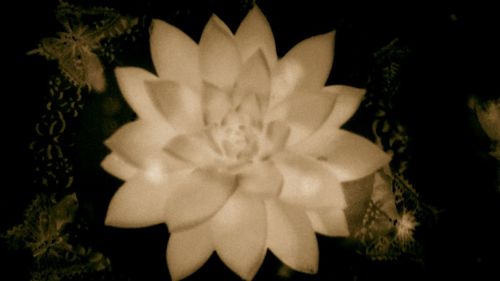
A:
[270,32,335,107]
[105,172,170,228]
[266,200,319,274]
[274,151,346,209]
[104,120,175,169]
[235,6,277,66]
[150,20,202,91]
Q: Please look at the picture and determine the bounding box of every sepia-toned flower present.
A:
[102,6,390,280]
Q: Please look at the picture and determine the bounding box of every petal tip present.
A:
[150,19,172,39]
[104,211,121,227]
[207,14,233,35]
[320,31,335,47]
[251,48,271,70]
[151,18,170,32]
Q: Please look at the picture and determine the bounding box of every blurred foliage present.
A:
[4,193,110,281]
[28,1,140,93]
[355,38,441,262]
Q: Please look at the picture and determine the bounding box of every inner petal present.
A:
[237,160,283,198]
[199,15,242,91]
[164,168,236,232]
[233,50,271,114]
[163,132,223,168]
[259,120,290,158]
[273,151,346,209]
[202,82,232,126]
[266,88,336,145]
[146,80,204,134]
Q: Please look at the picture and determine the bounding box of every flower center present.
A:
[210,112,260,163]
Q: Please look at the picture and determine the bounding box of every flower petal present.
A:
[163,133,221,167]
[202,82,232,125]
[235,6,277,66]
[114,67,161,122]
[146,80,204,133]
[233,50,271,114]
[266,88,336,145]
[167,221,214,281]
[302,130,391,182]
[307,209,349,237]
[164,168,236,232]
[236,92,262,123]
[105,173,169,228]
[266,200,319,274]
[199,15,242,91]
[237,160,282,198]
[270,32,334,105]
[104,120,175,168]
[290,86,366,153]
[150,20,201,90]
[323,85,366,128]
[260,120,290,156]
[101,153,138,180]
[211,190,267,280]
[274,152,346,209]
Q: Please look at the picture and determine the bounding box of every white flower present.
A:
[101,6,391,280]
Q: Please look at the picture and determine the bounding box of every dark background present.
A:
[3,0,499,280]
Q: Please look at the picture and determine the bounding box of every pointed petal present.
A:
[323,85,366,128]
[163,133,221,167]
[202,82,232,125]
[114,67,161,122]
[146,80,204,133]
[233,50,271,114]
[307,209,349,237]
[237,92,261,122]
[319,130,391,182]
[164,168,236,231]
[167,222,213,281]
[266,200,319,274]
[235,6,277,66]
[237,160,282,198]
[211,189,267,280]
[260,120,290,157]
[290,86,366,153]
[101,153,138,180]
[199,15,242,91]
[274,152,346,209]
[104,120,175,168]
[150,20,201,90]
[105,174,169,228]
[270,32,334,105]
[266,88,336,145]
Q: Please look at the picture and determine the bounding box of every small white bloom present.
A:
[395,211,418,247]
